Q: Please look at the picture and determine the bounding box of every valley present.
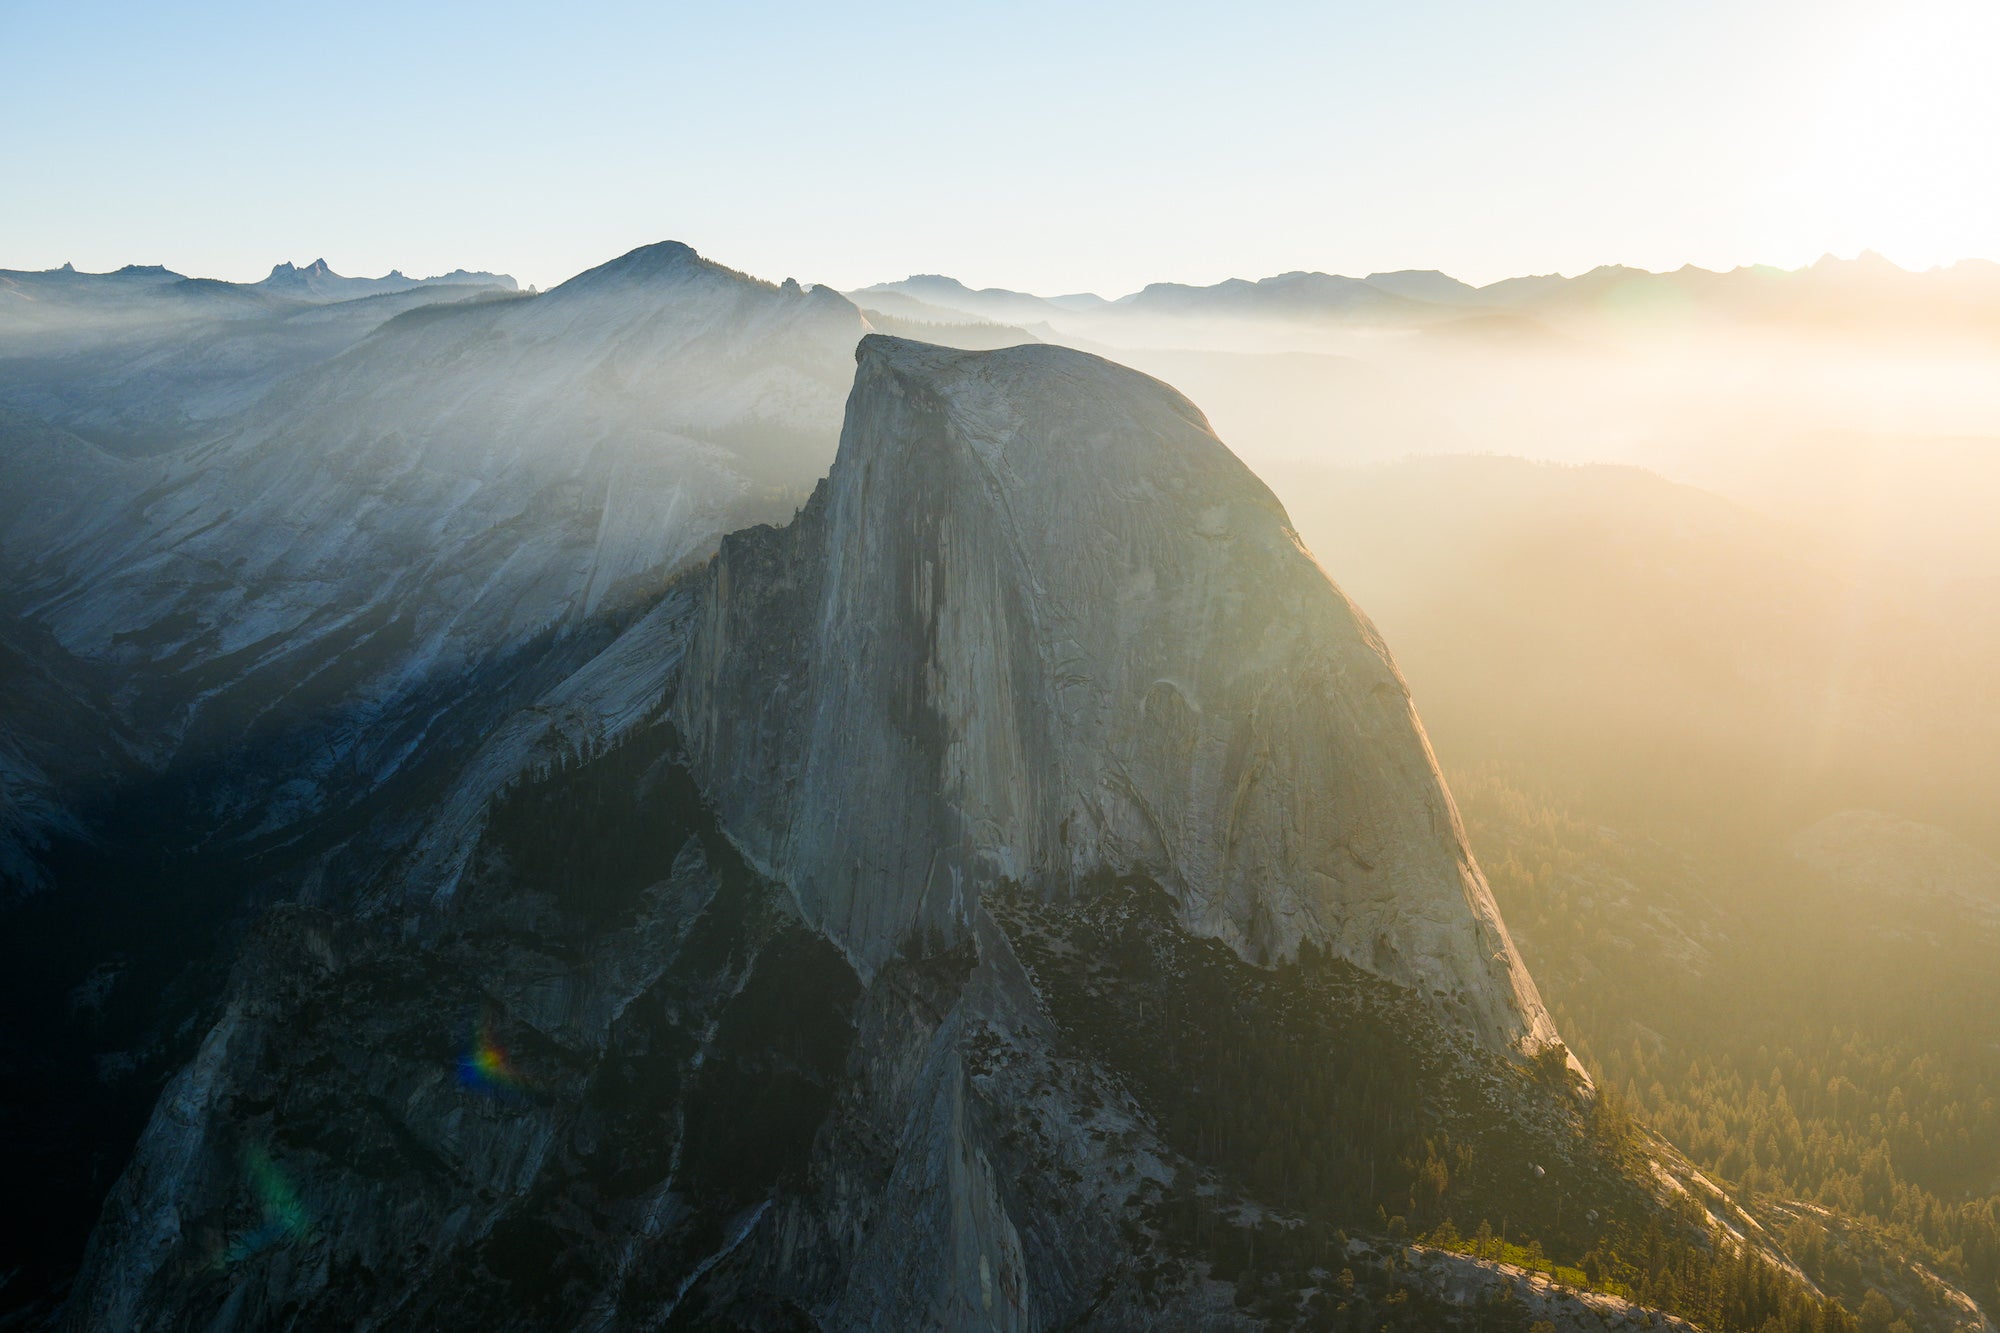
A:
[2,242,1997,1332]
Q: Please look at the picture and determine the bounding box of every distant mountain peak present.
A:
[551,240,764,298]
[267,258,338,280]
[605,239,702,273]
[1365,269,1478,304]
[865,274,984,300]
[250,258,518,300]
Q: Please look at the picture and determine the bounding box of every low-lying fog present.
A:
[860,268,2000,862]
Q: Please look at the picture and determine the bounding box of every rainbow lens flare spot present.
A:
[458,1016,530,1096]
[219,1145,311,1266]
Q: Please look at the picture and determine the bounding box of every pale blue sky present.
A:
[4,0,1995,293]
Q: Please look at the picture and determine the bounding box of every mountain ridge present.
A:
[256,256,517,300]
[855,249,2000,332]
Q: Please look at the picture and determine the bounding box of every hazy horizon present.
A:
[13,240,2000,300]
[7,0,1998,293]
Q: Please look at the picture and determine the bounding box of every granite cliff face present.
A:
[677,337,1553,1052]
[42,337,1685,1332]
[47,334,1672,1328]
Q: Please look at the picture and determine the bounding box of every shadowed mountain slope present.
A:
[53,338,1830,1332]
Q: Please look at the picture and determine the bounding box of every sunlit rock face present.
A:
[55,337,1622,1333]
[677,335,1554,1053]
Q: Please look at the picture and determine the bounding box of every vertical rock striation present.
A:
[677,335,1553,1053]
[56,335,1640,1331]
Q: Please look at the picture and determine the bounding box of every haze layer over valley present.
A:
[2,238,1996,1333]
[856,256,2000,577]
[851,253,2000,1332]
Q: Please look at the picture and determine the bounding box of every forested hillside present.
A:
[1461,765,2000,1332]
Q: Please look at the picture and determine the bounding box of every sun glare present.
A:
[1775,1,2000,269]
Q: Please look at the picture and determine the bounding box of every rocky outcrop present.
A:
[53,336,1680,1330]
[677,336,1553,1052]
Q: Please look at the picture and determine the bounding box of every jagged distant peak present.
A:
[251,258,519,296]
[267,257,339,280]
[413,267,516,289]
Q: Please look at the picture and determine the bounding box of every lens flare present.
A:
[218,1144,311,1267]
[457,1014,530,1097]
